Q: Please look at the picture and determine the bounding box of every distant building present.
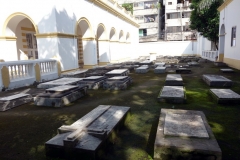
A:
[117,0,160,42]
[164,0,194,41]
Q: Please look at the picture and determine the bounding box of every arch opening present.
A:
[3,13,38,60]
[126,32,130,43]
[119,30,124,42]
[96,24,107,65]
[109,28,116,41]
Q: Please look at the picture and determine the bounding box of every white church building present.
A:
[218,0,240,69]
[0,0,139,71]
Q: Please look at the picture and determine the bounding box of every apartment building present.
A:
[164,0,195,41]
[117,0,160,42]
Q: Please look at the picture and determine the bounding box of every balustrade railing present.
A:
[0,59,59,91]
[202,50,218,62]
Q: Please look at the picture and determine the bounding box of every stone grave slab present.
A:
[214,62,228,67]
[103,76,132,90]
[157,86,185,103]
[154,66,166,74]
[37,78,83,89]
[154,62,165,67]
[165,74,183,86]
[135,66,149,73]
[105,69,129,77]
[0,93,32,111]
[220,68,234,73]
[164,113,209,138]
[121,65,134,72]
[85,69,108,77]
[139,60,153,66]
[188,61,200,66]
[202,75,232,87]
[175,68,192,74]
[210,89,240,104]
[45,105,130,159]
[154,109,222,160]
[78,76,107,89]
[34,85,87,107]
[61,69,88,78]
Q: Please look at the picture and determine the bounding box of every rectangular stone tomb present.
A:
[220,68,234,73]
[210,89,240,104]
[34,85,87,107]
[103,76,132,90]
[45,105,130,159]
[154,66,166,74]
[37,78,83,89]
[85,69,108,77]
[154,62,165,67]
[214,62,228,67]
[0,93,32,111]
[165,74,183,86]
[154,109,222,160]
[77,76,107,89]
[187,61,199,66]
[61,69,88,78]
[157,86,185,103]
[175,68,192,74]
[105,69,129,77]
[135,66,149,73]
[202,75,232,87]
[139,60,153,65]
[121,65,135,72]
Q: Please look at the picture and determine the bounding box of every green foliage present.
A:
[190,0,223,49]
[122,3,133,14]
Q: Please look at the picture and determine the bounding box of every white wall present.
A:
[137,41,197,56]
[219,0,240,60]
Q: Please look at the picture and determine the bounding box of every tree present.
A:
[122,3,133,14]
[190,0,223,50]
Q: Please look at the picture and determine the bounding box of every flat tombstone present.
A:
[158,86,185,103]
[220,68,234,73]
[165,74,183,86]
[82,76,105,81]
[0,93,32,111]
[79,76,106,89]
[107,76,128,81]
[164,113,209,138]
[210,89,240,104]
[202,75,232,87]
[135,66,149,73]
[154,66,166,74]
[61,69,88,78]
[46,85,78,93]
[176,68,191,74]
[37,78,83,89]
[155,62,165,67]
[106,69,128,75]
[154,109,222,160]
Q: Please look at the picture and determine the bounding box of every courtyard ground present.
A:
[0,61,239,160]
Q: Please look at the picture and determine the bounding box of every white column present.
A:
[82,38,97,68]
[98,40,110,65]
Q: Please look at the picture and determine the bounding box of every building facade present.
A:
[0,0,139,71]
[218,0,240,69]
[164,0,194,41]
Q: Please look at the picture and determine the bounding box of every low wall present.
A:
[137,41,198,57]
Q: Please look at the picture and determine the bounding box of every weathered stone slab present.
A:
[121,65,135,72]
[165,74,183,86]
[85,69,108,77]
[135,66,149,73]
[154,109,222,160]
[103,76,132,90]
[154,66,166,74]
[61,69,88,78]
[175,68,192,74]
[220,68,234,73]
[202,75,232,87]
[154,62,165,67]
[0,93,32,111]
[78,76,107,89]
[214,62,228,67]
[105,69,129,77]
[45,105,130,159]
[34,85,87,107]
[157,86,185,103]
[188,61,199,66]
[210,89,240,104]
[164,113,209,138]
[37,78,83,89]
[139,60,153,66]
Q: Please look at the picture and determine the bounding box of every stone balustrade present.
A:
[202,50,218,62]
[0,59,60,91]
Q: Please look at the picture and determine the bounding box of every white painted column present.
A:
[98,40,110,65]
[150,53,157,61]
[109,41,119,63]
[0,39,18,61]
[82,38,97,68]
